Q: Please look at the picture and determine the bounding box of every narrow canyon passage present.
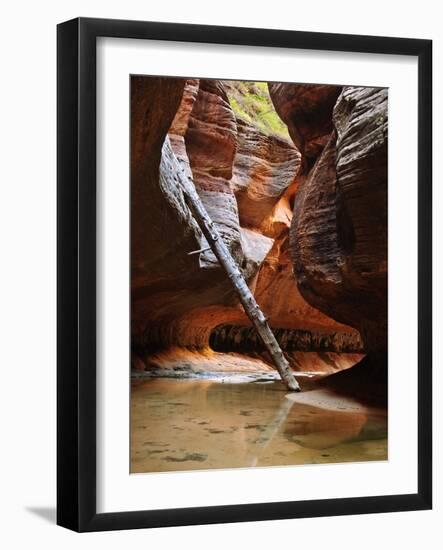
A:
[130,77,388,472]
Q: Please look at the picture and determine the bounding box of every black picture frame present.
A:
[57,17,432,532]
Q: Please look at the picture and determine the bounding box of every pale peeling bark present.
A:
[180,177,300,392]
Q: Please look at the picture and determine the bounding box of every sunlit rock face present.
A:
[251,215,351,332]
[231,117,301,230]
[184,80,243,267]
[131,78,275,350]
[168,78,199,181]
[131,77,362,372]
[286,86,388,357]
[227,102,353,337]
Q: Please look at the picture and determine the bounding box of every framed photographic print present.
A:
[57,17,432,531]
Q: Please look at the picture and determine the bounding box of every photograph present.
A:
[130,76,388,474]
[0,0,435,543]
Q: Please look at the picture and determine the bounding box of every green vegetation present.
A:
[223,80,291,141]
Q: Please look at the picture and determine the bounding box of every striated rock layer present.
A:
[270,84,388,373]
[131,77,240,348]
[231,117,301,230]
[268,83,342,168]
[131,77,275,351]
[131,76,364,374]
[210,325,363,353]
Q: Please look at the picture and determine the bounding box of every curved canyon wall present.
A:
[269,84,388,372]
[131,77,372,373]
[269,84,342,169]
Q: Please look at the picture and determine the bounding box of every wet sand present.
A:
[131,377,387,473]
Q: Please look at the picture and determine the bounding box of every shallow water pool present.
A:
[131,378,387,473]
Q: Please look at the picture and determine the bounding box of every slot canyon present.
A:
[130,76,388,472]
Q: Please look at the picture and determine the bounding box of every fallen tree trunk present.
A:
[181,178,300,392]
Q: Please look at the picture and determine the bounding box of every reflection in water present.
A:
[131,378,387,473]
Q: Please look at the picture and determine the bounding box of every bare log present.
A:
[181,178,300,392]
